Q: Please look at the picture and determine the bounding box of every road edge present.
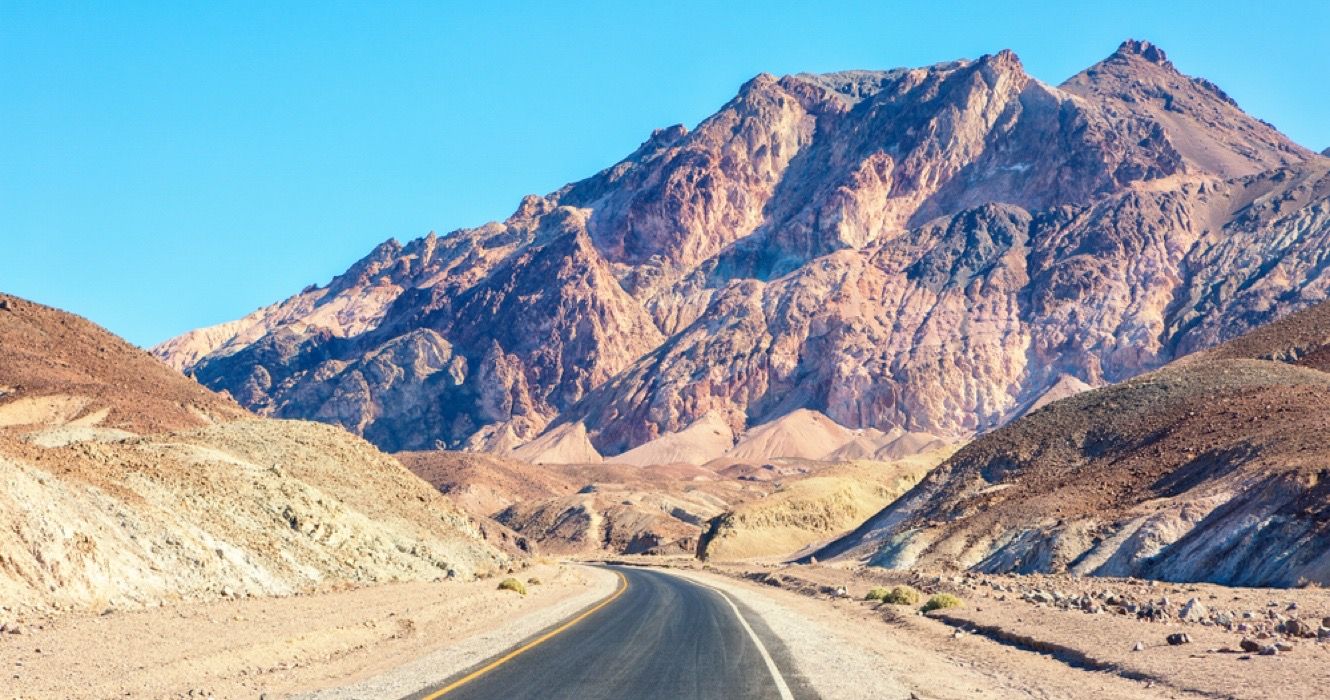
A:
[292,565,621,700]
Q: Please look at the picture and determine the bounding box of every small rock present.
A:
[1284,618,1316,638]
[1166,633,1192,646]
[1240,637,1262,653]
[1259,645,1278,656]
[1179,598,1208,622]
[1274,641,1294,652]
[1132,641,1146,652]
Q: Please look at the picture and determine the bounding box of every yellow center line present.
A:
[421,569,629,699]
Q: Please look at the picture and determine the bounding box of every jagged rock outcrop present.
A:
[156,40,1329,457]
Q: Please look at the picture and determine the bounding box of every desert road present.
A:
[407,565,808,700]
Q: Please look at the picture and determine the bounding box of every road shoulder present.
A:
[298,564,620,700]
[0,563,617,699]
[667,566,1180,700]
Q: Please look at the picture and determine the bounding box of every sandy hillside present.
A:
[722,409,857,462]
[816,299,1330,586]
[609,411,734,466]
[509,421,603,464]
[0,293,510,613]
[698,448,955,561]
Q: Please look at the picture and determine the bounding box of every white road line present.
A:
[664,570,795,700]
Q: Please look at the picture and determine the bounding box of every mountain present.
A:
[0,293,510,612]
[812,299,1330,587]
[156,40,1329,459]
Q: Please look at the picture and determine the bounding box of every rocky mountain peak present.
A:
[1113,38,1172,67]
[1322,147,1330,157]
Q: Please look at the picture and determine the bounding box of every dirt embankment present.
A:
[0,420,512,614]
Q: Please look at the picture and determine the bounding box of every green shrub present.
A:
[867,585,923,605]
[922,593,963,612]
[498,577,527,595]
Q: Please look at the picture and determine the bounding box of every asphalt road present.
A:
[408,565,804,700]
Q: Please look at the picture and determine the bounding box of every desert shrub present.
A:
[498,577,527,595]
[865,587,890,601]
[527,577,542,586]
[877,585,922,605]
[922,593,963,612]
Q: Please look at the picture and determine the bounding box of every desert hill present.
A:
[697,447,955,562]
[0,293,246,434]
[400,449,767,555]
[157,40,1330,466]
[815,299,1330,587]
[0,294,510,613]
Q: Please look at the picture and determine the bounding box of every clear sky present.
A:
[3,1,1328,347]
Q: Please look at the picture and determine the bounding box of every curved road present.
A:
[407,565,806,700]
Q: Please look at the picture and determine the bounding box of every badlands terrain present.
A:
[6,38,1330,700]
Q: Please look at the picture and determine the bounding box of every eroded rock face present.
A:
[156,41,1328,455]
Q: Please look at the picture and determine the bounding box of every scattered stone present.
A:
[1259,645,1278,656]
[1240,637,1262,653]
[1166,633,1192,646]
[1132,641,1146,652]
[1283,618,1316,638]
[1179,598,1208,622]
[1274,641,1294,652]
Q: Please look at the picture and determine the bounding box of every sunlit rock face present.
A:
[158,40,1330,455]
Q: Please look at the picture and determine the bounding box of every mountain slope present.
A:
[0,293,510,612]
[156,40,1328,458]
[813,299,1330,587]
[0,293,246,433]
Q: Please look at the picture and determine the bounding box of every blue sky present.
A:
[4,1,1328,347]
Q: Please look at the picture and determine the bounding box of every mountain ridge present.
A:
[156,40,1329,458]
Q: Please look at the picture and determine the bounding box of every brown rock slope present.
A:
[0,294,509,613]
[815,300,1330,587]
[157,40,1329,459]
[0,292,246,433]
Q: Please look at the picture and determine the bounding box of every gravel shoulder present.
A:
[659,563,1183,699]
[681,560,1330,700]
[0,563,616,699]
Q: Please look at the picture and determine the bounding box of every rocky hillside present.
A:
[0,292,247,433]
[0,294,510,613]
[813,300,1330,587]
[156,40,1330,459]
